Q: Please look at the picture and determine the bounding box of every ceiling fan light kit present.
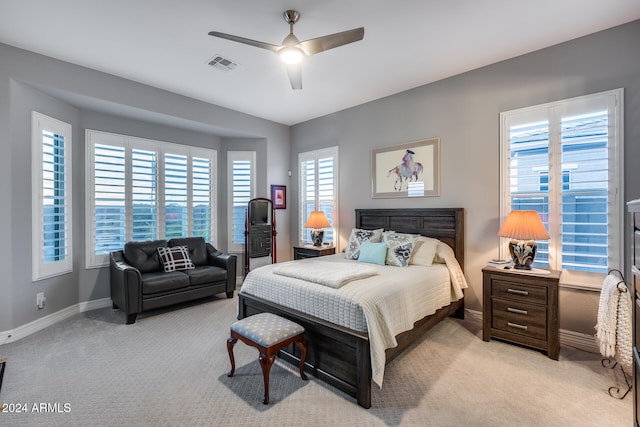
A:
[208,9,364,89]
[279,46,304,64]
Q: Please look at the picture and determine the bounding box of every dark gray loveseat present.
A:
[110,237,236,324]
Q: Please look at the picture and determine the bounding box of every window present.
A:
[86,130,216,267]
[31,112,73,280]
[227,151,255,252]
[299,147,338,245]
[500,89,623,287]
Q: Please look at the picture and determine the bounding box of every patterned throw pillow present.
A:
[157,246,195,272]
[345,228,384,260]
[383,233,419,267]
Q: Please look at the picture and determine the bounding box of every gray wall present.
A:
[0,43,290,333]
[290,20,640,336]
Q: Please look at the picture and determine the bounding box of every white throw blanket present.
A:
[272,260,378,288]
[596,273,633,373]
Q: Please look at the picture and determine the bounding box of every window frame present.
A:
[298,146,339,247]
[499,89,624,289]
[31,111,73,281]
[227,151,256,253]
[85,130,217,268]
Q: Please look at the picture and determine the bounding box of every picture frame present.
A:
[271,185,286,209]
[371,137,440,198]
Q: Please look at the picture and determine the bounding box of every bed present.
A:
[237,208,465,408]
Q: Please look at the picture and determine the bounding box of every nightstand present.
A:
[293,245,336,260]
[482,266,561,360]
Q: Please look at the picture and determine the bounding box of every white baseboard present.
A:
[78,297,112,312]
[0,298,112,345]
[559,328,599,353]
[0,299,601,354]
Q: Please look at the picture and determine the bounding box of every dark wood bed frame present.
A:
[237,208,465,408]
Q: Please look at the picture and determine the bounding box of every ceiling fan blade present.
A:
[286,64,302,90]
[208,31,281,53]
[298,27,364,55]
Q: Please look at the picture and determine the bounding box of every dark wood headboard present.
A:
[355,208,464,269]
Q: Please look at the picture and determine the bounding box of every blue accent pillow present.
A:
[357,241,387,265]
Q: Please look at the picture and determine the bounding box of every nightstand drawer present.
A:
[293,245,336,260]
[492,298,547,340]
[492,280,547,305]
[295,249,317,259]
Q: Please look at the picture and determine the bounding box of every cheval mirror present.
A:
[244,198,277,277]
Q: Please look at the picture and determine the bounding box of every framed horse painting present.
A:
[371,137,440,198]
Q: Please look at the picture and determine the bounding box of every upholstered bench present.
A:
[227,313,308,404]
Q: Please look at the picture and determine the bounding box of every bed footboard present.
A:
[238,292,464,408]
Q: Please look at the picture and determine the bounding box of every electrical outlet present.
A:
[36,292,46,309]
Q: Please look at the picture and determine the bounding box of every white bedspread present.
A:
[240,242,467,388]
[272,260,377,288]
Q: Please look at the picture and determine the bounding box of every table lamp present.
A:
[497,210,550,270]
[305,211,330,247]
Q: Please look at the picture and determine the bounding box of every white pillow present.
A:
[409,236,440,266]
[345,228,384,260]
[383,232,419,267]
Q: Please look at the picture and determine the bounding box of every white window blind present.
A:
[500,89,623,287]
[86,130,216,268]
[192,156,212,242]
[94,142,126,256]
[31,112,73,280]
[299,147,338,246]
[227,151,255,252]
[132,148,158,241]
[164,153,188,239]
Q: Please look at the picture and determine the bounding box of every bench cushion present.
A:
[230,313,304,347]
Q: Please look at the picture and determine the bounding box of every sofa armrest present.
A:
[206,243,237,296]
[110,251,143,322]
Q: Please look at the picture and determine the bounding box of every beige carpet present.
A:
[0,295,631,426]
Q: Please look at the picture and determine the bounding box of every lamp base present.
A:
[508,239,537,270]
[311,229,324,247]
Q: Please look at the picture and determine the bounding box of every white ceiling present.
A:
[1,1,639,126]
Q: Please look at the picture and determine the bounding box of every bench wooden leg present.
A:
[227,336,238,377]
[295,339,308,380]
[259,353,276,404]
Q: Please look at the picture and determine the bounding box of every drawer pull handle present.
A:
[507,288,529,296]
[507,307,528,315]
[507,322,528,330]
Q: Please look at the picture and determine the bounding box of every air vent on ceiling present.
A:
[206,54,238,72]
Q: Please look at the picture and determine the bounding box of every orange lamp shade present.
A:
[497,210,550,241]
[305,211,330,229]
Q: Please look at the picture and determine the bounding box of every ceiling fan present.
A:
[208,10,364,90]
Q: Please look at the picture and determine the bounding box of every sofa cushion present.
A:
[141,271,190,295]
[157,246,195,272]
[184,265,227,286]
[169,237,208,266]
[123,239,167,274]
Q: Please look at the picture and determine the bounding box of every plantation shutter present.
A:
[227,152,255,252]
[192,156,212,241]
[164,153,188,239]
[93,143,126,255]
[131,148,157,241]
[32,112,73,280]
[299,147,338,245]
[501,89,622,285]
